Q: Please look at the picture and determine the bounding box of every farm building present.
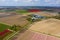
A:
[32,14,44,19]
[29,14,45,21]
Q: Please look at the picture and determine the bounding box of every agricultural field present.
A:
[0,23,10,32]
[0,15,29,27]
[29,18,60,37]
[32,11,58,17]
[15,10,29,14]
[0,23,12,40]
[0,11,32,40]
[11,30,60,40]
[0,10,59,40]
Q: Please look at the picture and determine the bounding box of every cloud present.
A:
[0,0,6,2]
[45,0,50,2]
[22,0,32,2]
[44,0,60,5]
[14,0,39,2]
[13,0,32,3]
[14,0,19,2]
[55,0,60,4]
[34,0,39,1]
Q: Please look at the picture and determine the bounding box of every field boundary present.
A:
[29,29,60,38]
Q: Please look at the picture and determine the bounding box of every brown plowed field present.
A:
[32,11,58,17]
[0,15,29,26]
[29,18,60,37]
[11,30,60,40]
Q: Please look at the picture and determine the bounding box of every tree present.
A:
[53,12,60,19]
[10,24,17,31]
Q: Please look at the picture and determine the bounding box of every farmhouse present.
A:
[31,14,44,20]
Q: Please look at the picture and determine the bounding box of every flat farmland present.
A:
[32,11,58,17]
[0,12,17,18]
[0,23,10,32]
[16,10,29,14]
[11,30,60,40]
[0,23,12,40]
[29,18,60,37]
[0,15,29,26]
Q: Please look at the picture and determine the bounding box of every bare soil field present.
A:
[32,11,58,17]
[0,11,58,26]
[11,30,60,40]
[0,12,17,18]
[18,11,58,17]
[0,15,29,26]
[29,18,60,37]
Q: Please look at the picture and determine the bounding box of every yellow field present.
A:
[29,18,60,37]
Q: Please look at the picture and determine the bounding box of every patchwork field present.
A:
[11,30,60,40]
[0,23,10,32]
[0,23,11,40]
[0,12,17,18]
[32,11,58,17]
[0,11,59,40]
[0,15,29,26]
[29,18,60,37]
[16,10,29,14]
[0,11,58,26]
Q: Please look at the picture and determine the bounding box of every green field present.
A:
[0,23,10,32]
[16,10,29,14]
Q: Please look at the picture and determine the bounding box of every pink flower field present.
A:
[14,30,60,40]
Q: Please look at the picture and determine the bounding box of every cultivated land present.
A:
[11,30,60,40]
[0,12,17,18]
[0,11,59,40]
[0,14,29,26]
[32,11,58,17]
[0,11,58,26]
[29,18,60,37]
[0,23,10,32]
[0,23,12,40]
[0,11,30,40]
[16,10,29,14]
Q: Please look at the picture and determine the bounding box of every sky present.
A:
[0,0,60,7]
